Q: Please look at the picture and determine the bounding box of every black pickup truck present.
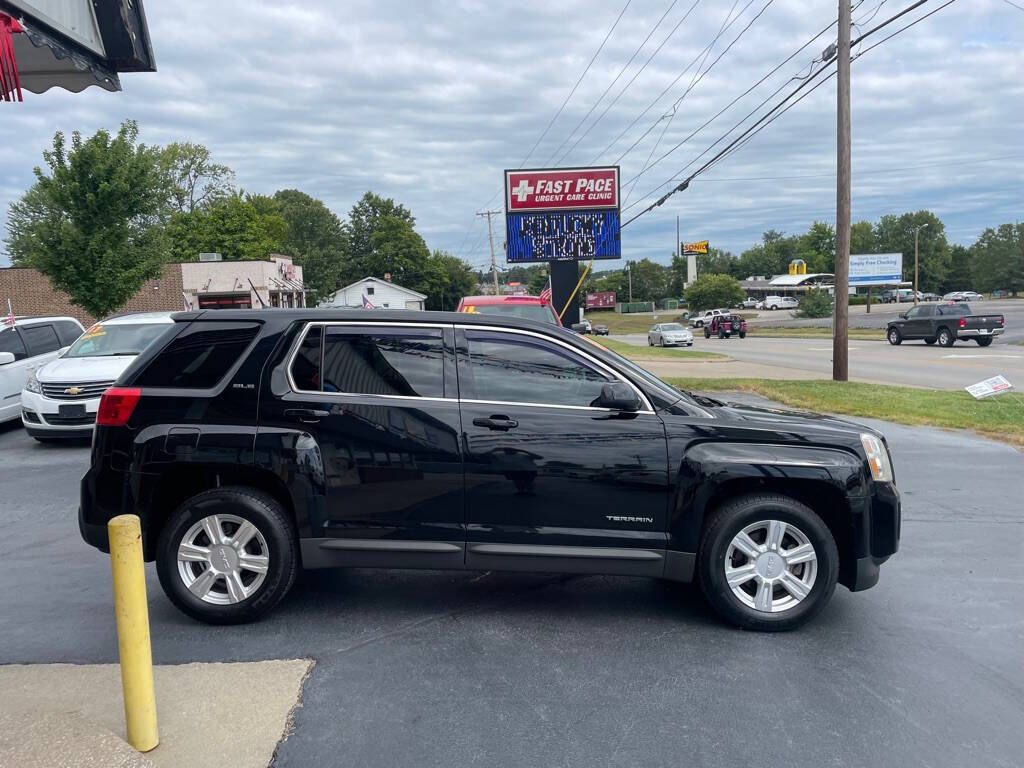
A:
[886,302,1005,346]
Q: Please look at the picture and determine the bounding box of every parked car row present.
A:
[1,312,176,442]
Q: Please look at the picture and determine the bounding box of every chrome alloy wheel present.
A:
[724,520,817,613]
[177,514,270,605]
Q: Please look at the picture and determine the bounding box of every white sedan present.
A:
[648,323,694,347]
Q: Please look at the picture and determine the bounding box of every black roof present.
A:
[173,308,569,336]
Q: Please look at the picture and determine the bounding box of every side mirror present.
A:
[0,351,15,365]
[593,381,641,412]
[899,313,907,319]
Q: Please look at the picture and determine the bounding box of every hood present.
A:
[36,354,137,383]
[711,400,877,439]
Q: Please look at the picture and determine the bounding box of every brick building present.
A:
[0,255,303,325]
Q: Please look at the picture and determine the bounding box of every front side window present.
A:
[463,330,609,408]
[904,306,922,319]
[293,326,445,398]
[19,324,60,356]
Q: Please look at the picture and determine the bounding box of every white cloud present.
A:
[1,0,1021,271]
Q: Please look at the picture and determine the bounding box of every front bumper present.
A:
[843,481,900,592]
[663,336,693,346]
[21,389,99,434]
[956,327,1004,339]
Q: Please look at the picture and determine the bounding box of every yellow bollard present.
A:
[108,514,160,752]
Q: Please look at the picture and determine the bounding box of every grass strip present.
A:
[664,377,1024,447]
[595,338,727,360]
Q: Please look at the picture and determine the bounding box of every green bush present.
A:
[796,290,834,318]
[683,273,745,312]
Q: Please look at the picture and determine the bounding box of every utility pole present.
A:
[477,210,502,295]
[833,0,851,382]
[626,262,633,303]
[911,222,929,305]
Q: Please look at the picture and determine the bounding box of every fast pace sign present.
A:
[504,166,621,264]
[505,167,619,212]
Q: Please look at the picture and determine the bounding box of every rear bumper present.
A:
[78,508,110,554]
[956,328,1004,339]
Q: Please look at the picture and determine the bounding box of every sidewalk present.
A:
[0,660,312,768]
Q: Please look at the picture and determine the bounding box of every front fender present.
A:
[668,441,868,553]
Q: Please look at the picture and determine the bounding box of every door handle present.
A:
[473,416,518,431]
[285,408,329,423]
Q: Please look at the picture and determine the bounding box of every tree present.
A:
[850,220,876,256]
[160,142,234,214]
[795,289,833,318]
[735,230,800,279]
[5,120,170,318]
[943,244,973,294]
[683,273,745,312]
[874,210,950,293]
[272,189,348,303]
[166,192,288,262]
[970,223,1024,296]
[798,220,835,273]
[346,192,415,277]
[426,250,477,311]
[625,258,671,302]
[365,215,433,290]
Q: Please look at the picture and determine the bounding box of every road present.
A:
[611,330,1024,389]
[1,414,1022,767]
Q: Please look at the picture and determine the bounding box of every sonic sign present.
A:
[505,166,621,263]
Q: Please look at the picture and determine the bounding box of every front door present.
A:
[260,321,465,569]
[901,305,930,338]
[456,326,670,577]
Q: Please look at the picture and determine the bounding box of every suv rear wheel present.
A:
[698,493,838,631]
[156,487,299,624]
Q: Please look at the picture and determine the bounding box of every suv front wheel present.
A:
[156,487,299,625]
[698,493,838,631]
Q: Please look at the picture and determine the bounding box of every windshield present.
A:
[467,303,557,324]
[66,323,169,358]
[660,323,685,331]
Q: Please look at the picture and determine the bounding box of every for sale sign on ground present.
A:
[965,375,1013,399]
[504,166,621,264]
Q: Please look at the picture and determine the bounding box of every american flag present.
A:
[3,298,13,326]
[539,277,552,304]
[362,293,376,309]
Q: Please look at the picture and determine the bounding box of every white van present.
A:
[20,312,175,441]
[0,316,85,425]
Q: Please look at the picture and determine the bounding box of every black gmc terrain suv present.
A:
[80,310,900,631]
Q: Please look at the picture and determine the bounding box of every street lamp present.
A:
[909,223,929,304]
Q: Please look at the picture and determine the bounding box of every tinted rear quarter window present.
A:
[20,324,61,356]
[54,320,84,346]
[321,327,444,398]
[135,321,259,388]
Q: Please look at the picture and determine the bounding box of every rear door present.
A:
[0,326,30,421]
[261,321,465,567]
[457,325,670,575]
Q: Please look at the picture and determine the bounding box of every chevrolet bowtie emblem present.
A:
[64,386,82,395]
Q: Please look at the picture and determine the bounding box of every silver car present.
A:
[648,322,694,347]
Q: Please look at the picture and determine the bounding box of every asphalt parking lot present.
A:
[1,412,1022,768]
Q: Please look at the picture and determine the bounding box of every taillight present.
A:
[1000,316,1005,326]
[97,387,141,427]
[958,317,966,328]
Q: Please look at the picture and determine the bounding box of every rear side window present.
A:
[54,320,84,345]
[20,324,61,356]
[0,327,28,360]
[291,325,445,398]
[135,321,259,388]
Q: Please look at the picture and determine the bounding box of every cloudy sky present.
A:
[1,0,1022,272]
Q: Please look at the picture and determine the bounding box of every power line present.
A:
[696,153,1024,181]
[1000,0,1024,11]
[621,0,948,227]
[556,0,706,168]
[541,0,680,168]
[612,10,834,179]
[518,0,632,169]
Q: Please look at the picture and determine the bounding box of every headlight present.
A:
[25,371,42,394]
[860,433,893,482]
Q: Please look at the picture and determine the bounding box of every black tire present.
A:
[924,337,936,345]
[648,338,654,346]
[695,320,703,328]
[739,331,746,339]
[156,487,299,625]
[704,327,711,339]
[976,337,993,347]
[718,328,726,339]
[698,493,839,632]
[937,326,955,347]
[887,327,902,345]
[33,437,59,443]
